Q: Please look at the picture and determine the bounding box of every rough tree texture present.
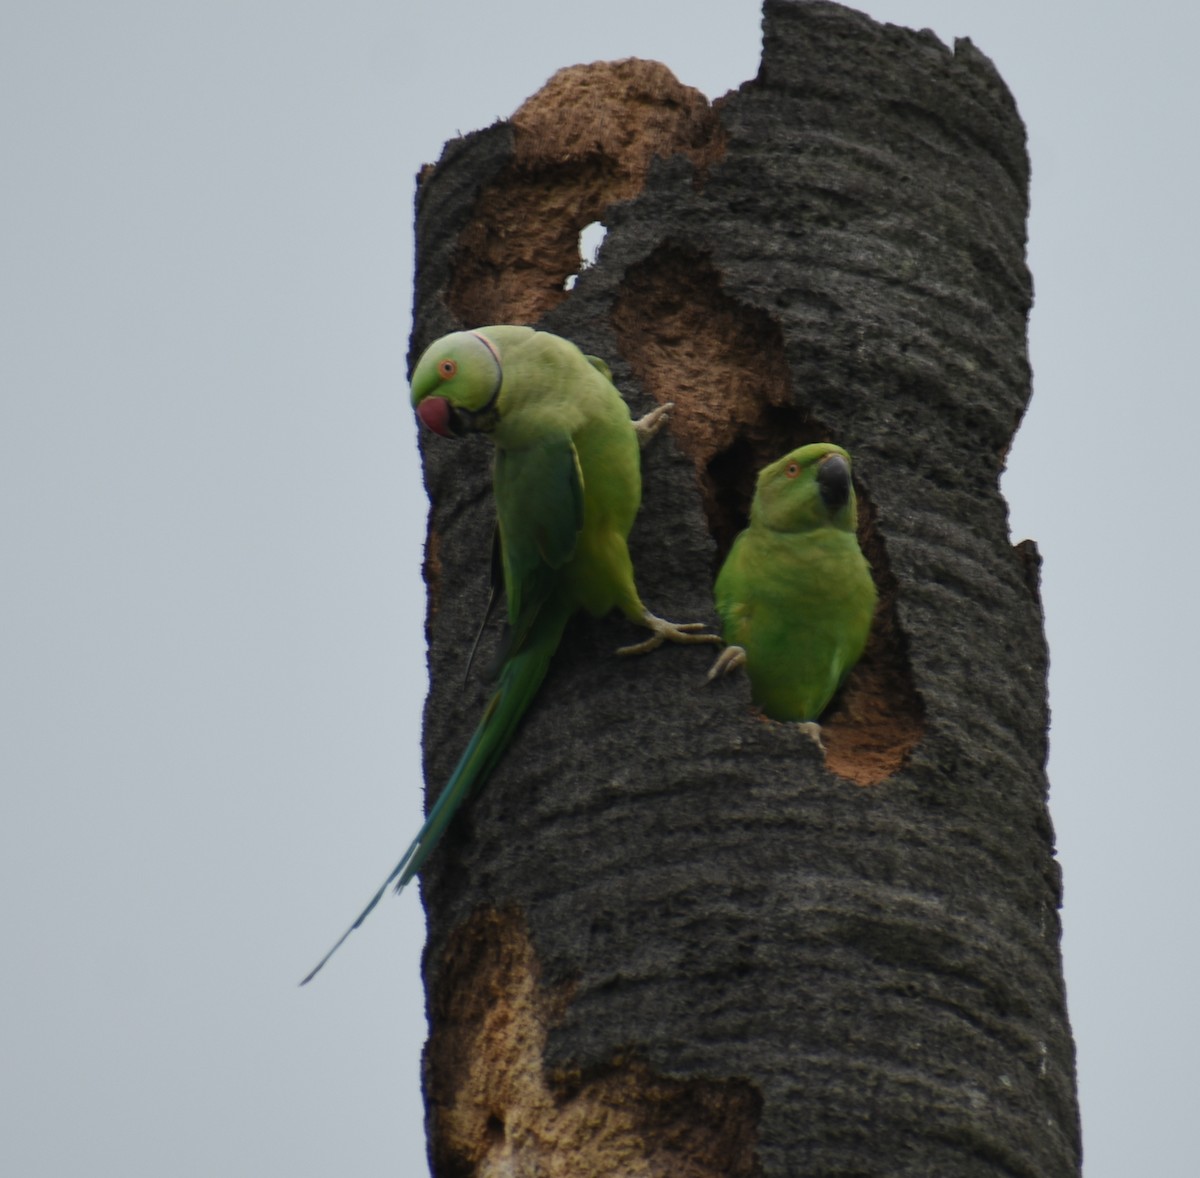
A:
[408,2,1079,1175]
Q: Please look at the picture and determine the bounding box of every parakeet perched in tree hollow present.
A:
[301,326,717,984]
[708,443,876,726]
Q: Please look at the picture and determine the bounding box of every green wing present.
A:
[493,435,584,652]
[713,531,751,647]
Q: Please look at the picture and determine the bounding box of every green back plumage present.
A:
[714,443,876,722]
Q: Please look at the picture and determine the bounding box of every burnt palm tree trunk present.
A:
[409,2,1080,1174]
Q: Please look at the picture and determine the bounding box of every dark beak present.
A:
[816,453,851,511]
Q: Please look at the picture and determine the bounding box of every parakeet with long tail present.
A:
[707,443,876,734]
[301,326,717,984]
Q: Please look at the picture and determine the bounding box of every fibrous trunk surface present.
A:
[410,2,1078,1175]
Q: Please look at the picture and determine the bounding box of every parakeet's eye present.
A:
[785,462,801,479]
[438,358,457,379]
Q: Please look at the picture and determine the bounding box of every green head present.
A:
[410,330,504,437]
[751,442,860,533]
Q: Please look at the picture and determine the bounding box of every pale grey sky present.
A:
[3,2,1195,1175]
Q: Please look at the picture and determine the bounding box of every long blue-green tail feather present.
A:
[300,601,568,985]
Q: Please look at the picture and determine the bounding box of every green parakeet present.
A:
[301,326,716,983]
[709,443,876,727]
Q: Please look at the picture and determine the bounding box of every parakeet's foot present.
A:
[752,711,824,751]
[794,720,825,751]
[632,402,674,447]
[705,644,747,681]
[617,611,721,656]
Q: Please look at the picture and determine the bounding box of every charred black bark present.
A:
[409,3,1079,1175]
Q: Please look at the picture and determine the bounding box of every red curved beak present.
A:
[416,396,453,437]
